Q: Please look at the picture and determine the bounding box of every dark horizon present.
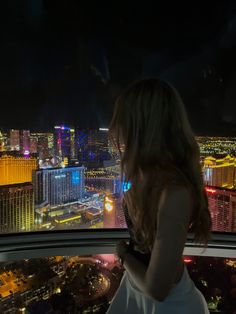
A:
[1,0,236,136]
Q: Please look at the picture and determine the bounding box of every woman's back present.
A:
[123,174,195,285]
[107,78,210,313]
[107,181,209,314]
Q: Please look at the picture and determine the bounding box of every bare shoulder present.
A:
[157,183,193,227]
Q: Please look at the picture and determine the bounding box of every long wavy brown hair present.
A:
[109,79,212,253]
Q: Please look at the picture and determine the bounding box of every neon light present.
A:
[42,223,51,227]
[72,171,80,185]
[23,150,30,156]
[105,196,113,203]
[55,174,66,179]
[61,126,71,131]
[55,215,81,223]
[54,126,60,129]
[99,128,109,131]
[105,203,113,212]
[205,188,216,193]
[122,181,132,192]
[184,258,193,263]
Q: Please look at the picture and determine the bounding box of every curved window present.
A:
[0,2,236,312]
[0,232,235,313]
[0,2,236,234]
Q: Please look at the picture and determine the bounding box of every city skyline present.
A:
[0,127,236,313]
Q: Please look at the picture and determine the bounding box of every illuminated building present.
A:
[21,130,30,154]
[85,208,102,221]
[54,213,82,224]
[0,183,34,233]
[77,128,111,168]
[38,134,50,160]
[103,194,116,228]
[77,129,88,164]
[0,153,37,186]
[47,133,54,156]
[1,131,8,151]
[30,133,54,161]
[10,129,20,151]
[70,129,76,159]
[0,131,5,151]
[103,193,125,228]
[108,138,120,161]
[54,126,76,163]
[205,186,236,232]
[33,166,85,206]
[203,155,236,189]
[30,134,38,154]
[85,176,121,194]
[196,136,236,157]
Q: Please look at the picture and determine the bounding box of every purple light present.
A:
[24,150,30,157]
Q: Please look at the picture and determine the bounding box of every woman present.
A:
[106,79,211,313]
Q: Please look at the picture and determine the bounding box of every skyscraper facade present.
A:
[33,166,85,206]
[9,129,20,151]
[206,186,236,232]
[203,155,236,189]
[0,153,37,186]
[30,134,38,154]
[37,134,50,160]
[0,131,5,152]
[77,128,111,168]
[47,133,54,156]
[30,132,54,161]
[0,183,34,233]
[21,130,31,155]
[54,126,76,163]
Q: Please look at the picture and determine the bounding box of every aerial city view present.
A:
[0,129,236,313]
[1,0,236,313]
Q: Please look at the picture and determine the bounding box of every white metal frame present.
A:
[0,230,235,261]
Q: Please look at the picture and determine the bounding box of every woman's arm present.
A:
[121,184,193,302]
[122,251,152,298]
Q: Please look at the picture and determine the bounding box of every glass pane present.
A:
[0,254,235,313]
[0,2,236,234]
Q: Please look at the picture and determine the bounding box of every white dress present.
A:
[106,263,210,314]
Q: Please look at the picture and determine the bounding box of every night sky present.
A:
[1,0,236,135]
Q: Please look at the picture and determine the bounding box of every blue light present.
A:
[88,151,96,160]
[61,126,71,131]
[72,171,80,185]
[122,181,132,192]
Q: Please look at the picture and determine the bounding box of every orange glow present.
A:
[184,258,193,263]
[104,202,113,212]
[0,155,37,185]
[205,187,216,193]
[105,196,113,203]
[55,214,81,224]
